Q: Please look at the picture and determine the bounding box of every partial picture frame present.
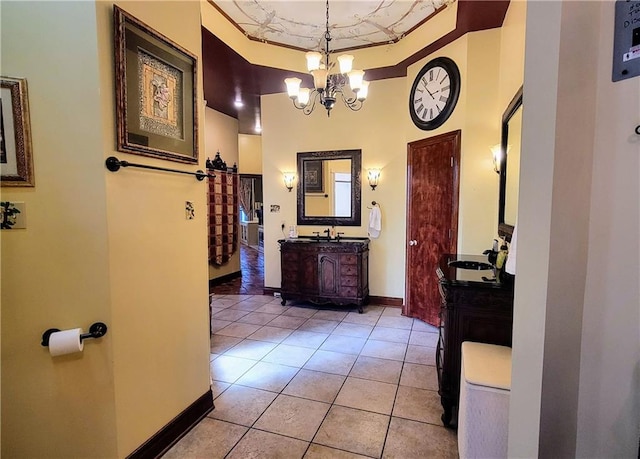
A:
[114,6,198,164]
[304,160,324,193]
[1,77,34,187]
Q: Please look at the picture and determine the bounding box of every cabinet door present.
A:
[299,252,319,294]
[318,254,339,296]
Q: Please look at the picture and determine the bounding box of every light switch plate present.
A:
[1,201,26,229]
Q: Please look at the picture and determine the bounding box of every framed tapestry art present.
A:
[303,160,324,193]
[1,77,34,187]
[114,6,198,163]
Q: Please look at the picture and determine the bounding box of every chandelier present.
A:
[284,0,369,116]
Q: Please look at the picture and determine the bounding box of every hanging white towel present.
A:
[368,206,382,239]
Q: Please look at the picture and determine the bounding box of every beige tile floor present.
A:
[164,294,458,459]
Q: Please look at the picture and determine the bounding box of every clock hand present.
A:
[424,86,435,99]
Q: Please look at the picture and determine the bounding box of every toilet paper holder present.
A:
[41,322,108,347]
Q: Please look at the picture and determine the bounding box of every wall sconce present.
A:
[490,144,503,174]
[283,173,295,192]
[367,169,381,190]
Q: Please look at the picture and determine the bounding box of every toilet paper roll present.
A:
[49,328,84,357]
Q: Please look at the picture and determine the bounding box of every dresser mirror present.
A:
[297,149,362,226]
[498,87,523,241]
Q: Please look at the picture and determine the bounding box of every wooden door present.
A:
[405,130,460,326]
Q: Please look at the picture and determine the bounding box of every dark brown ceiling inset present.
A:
[202,0,510,134]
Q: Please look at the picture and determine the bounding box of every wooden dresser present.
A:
[279,238,369,312]
[436,254,514,427]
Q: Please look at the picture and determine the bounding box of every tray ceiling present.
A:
[210,0,453,52]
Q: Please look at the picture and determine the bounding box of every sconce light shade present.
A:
[367,169,381,190]
[491,144,503,174]
[283,173,296,192]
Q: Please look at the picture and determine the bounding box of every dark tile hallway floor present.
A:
[211,244,264,295]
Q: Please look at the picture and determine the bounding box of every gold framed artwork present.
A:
[114,6,198,164]
[1,77,34,187]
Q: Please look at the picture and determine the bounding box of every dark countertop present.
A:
[278,236,370,244]
[437,253,512,289]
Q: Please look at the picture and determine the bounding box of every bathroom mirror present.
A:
[498,86,523,241]
[297,149,362,226]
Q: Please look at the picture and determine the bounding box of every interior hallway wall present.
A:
[1,1,213,456]
[1,2,118,456]
[509,1,639,456]
[98,1,212,455]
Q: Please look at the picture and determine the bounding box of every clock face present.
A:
[409,57,460,130]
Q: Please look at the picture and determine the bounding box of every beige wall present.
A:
[0,2,118,456]
[239,134,263,174]
[2,1,213,457]
[98,2,211,454]
[261,77,408,298]
[205,108,241,281]
[262,28,514,301]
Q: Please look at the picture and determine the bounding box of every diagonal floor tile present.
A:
[262,343,316,367]
[314,405,389,458]
[226,429,308,459]
[409,330,439,347]
[303,350,357,376]
[248,325,294,343]
[235,361,299,392]
[215,322,263,339]
[224,339,278,360]
[348,355,403,384]
[210,335,242,354]
[282,369,346,403]
[360,339,407,361]
[405,344,436,365]
[319,335,366,355]
[254,394,331,441]
[209,385,277,426]
[382,416,458,459]
[399,363,438,390]
[210,355,256,383]
[334,377,397,415]
[281,330,329,349]
[392,385,443,425]
[304,444,372,459]
[163,418,247,459]
[331,322,373,339]
[369,326,411,344]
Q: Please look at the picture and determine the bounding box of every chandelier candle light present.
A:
[284,0,369,116]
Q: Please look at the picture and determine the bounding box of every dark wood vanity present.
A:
[279,238,369,312]
[435,254,514,427]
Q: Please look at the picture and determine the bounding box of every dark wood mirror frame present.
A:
[297,149,362,226]
[498,86,523,242]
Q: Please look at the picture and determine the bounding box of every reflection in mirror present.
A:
[498,86,523,241]
[297,150,362,226]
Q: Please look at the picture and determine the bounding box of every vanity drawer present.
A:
[341,254,357,265]
[340,287,358,297]
[340,264,358,276]
[340,275,358,287]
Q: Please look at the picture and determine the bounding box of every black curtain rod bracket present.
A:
[105,156,213,181]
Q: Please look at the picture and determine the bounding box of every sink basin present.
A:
[448,260,494,270]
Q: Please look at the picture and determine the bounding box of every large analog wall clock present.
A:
[409,56,461,131]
